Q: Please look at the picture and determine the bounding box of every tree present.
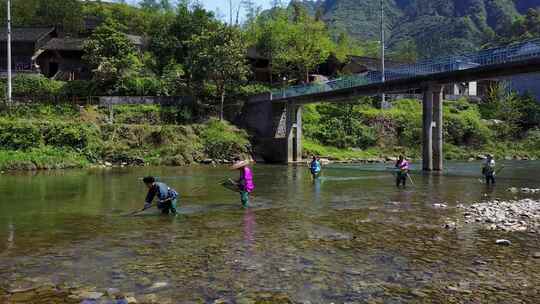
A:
[139,0,160,11]
[189,25,250,120]
[276,6,333,82]
[389,39,418,63]
[249,6,333,83]
[83,20,142,93]
[35,0,84,34]
[148,2,217,74]
[241,0,261,24]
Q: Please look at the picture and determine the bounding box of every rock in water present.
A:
[495,239,512,246]
[148,282,168,290]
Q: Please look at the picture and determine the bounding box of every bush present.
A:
[115,76,162,96]
[60,80,98,97]
[444,108,490,146]
[525,129,540,150]
[0,74,65,100]
[0,120,41,150]
[201,119,249,159]
[0,147,88,171]
[43,122,99,150]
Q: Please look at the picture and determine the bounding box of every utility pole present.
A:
[229,0,233,25]
[380,0,386,109]
[7,0,12,106]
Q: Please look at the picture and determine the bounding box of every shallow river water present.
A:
[1,161,540,303]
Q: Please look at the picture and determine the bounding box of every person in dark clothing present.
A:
[143,176,179,215]
[395,155,410,188]
[482,154,496,186]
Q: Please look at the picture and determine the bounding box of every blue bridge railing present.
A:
[271,38,540,100]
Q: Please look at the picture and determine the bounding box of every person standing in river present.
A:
[142,176,179,215]
[482,154,496,185]
[309,155,322,179]
[231,160,255,208]
[395,155,410,188]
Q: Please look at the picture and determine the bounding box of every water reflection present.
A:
[243,209,256,256]
[6,221,14,251]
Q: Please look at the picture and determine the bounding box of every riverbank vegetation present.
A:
[0,105,250,171]
[0,1,538,168]
[303,94,540,161]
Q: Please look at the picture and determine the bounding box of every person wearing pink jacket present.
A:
[231,160,255,208]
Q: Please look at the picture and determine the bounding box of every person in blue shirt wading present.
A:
[142,176,179,215]
[310,156,322,179]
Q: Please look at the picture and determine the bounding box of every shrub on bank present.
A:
[202,119,250,160]
[0,147,88,171]
[10,74,64,98]
[0,119,42,150]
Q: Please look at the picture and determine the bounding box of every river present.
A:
[1,161,540,303]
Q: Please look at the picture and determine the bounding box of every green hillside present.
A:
[297,0,540,58]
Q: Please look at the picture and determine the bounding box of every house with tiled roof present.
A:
[34,34,144,81]
[0,27,56,73]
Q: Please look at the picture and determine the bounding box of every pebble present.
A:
[443,220,457,230]
[473,259,488,265]
[125,296,138,303]
[148,282,168,290]
[460,198,540,232]
[495,239,512,246]
[106,288,121,298]
[507,187,540,194]
[78,291,104,300]
[533,252,540,259]
[433,203,448,208]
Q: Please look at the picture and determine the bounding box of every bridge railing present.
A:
[271,38,540,100]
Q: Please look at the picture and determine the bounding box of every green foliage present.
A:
[248,6,334,83]
[189,24,250,119]
[444,101,490,146]
[0,147,88,171]
[160,62,187,96]
[0,0,83,34]
[304,98,496,152]
[525,129,540,150]
[294,0,535,58]
[0,119,42,150]
[0,104,251,170]
[43,123,99,151]
[115,76,162,96]
[0,75,64,99]
[83,20,143,93]
[110,104,194,125]
[61,80,98,97]
[201,120,250,159]
[479,84,540,139]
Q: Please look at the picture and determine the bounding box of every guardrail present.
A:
[271,38,540,100]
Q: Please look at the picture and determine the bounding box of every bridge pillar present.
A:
[422,88,434,171]
[433,85,444,171]
[422,84,444,171]
[286,103,302,163]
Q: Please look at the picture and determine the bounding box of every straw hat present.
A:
[231,160,250,170]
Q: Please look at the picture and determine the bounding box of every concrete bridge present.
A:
[241,39,540,170]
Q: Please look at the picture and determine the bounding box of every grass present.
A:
[304,139,402,160]
[0,147,89,171]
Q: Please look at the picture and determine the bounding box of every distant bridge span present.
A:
[241,39,540,170]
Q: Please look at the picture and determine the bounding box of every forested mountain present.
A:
[296,0,540,58]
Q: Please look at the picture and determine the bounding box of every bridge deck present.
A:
[268,39,540,104]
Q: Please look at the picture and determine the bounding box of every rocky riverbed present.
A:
[0,280,297,304]
[459,198,540,232]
